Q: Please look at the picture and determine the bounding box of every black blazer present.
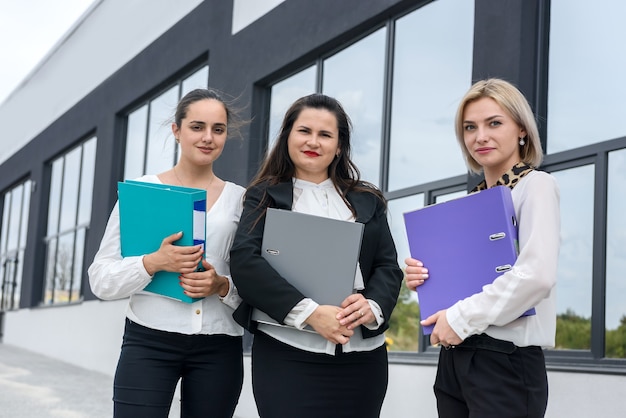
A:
[230,180,403,339]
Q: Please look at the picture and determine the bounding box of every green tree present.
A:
[555,308,591,350]
[386,285,420,351]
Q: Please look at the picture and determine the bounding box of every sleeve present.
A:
[87,202,153,300]
[446,174,561,339]
[218,274,241,310]
[216,186,245,310]
[229,185,307,324]
[359,197,404,337]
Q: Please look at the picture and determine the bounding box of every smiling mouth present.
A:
[303,151,319,157]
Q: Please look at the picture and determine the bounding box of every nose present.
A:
[201,131,213,143]
[475,127,488,143]
[306,134,320,147]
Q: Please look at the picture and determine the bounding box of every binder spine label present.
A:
[193,199,206,251]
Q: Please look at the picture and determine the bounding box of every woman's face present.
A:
[171,98,227,167]
[462,97,524,179]
[287,107,340,184]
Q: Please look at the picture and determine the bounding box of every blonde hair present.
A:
[454,78,543,174]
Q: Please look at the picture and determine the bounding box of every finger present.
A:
[404,257,423,267]
[163,231,183,245]
[175,245,204,255]
[420,312,438,326]
[200,259,215,271]
[339,293,363,309]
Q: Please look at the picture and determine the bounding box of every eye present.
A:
[490,120,502,127]
[213,126,226,134]
[463,124,475,131]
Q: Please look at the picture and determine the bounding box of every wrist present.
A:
[218,275,230,298]
[142,254,157,276]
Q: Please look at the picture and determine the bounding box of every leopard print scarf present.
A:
[471,162,534,193]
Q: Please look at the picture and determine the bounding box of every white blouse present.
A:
[446,170,561,347]
[88,174,244,336]
[258,178,386,355]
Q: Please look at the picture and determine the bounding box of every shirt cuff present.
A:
[218,275,242,310]
[284,298,318,329]
[363,299,384,330]
[446,303,471,340]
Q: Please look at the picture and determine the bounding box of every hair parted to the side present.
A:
[174,88,248,141]
[454,78,544,174]
[250,93,385,216]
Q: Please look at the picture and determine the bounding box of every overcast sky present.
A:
[0,0,95,104]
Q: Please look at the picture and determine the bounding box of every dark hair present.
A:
[174,88,248,141]
[250,93,384,216]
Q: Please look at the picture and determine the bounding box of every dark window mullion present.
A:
[591,152,609,358]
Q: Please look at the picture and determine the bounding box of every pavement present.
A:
[0,343,183,418]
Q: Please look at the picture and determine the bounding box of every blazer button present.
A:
[195,309,201,315]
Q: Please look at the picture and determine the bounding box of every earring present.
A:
[519,137,526,146]
[175,138,180,143]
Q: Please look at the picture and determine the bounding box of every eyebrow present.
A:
[188,121,226,127]
[463,114,504,124]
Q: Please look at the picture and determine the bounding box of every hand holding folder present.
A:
[403,186,535,334]
[251,208,364,332]
[117,180,207,303]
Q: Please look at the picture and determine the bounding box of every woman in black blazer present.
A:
[230,93,403,418]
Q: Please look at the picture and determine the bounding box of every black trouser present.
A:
[252,331,388,418]
[113,319,243,418]
[434,334,548,418]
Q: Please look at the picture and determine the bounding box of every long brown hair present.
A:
[250,93,384,216]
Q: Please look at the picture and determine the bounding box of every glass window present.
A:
[435,190,466,204]
[388,194,424,268]
[58,147,81,233]
[145,86,179,175]
[181,65,209,96]
[547,1,626,153]
[43,137,97,306]
[323,28,386,186]
[0,180,31,311]
[388,0,473,191]
[552,166,594,350]
[606,149,626,358]
[124,65,209,179]
[268,66,316,150]
[124,105,148,180]
[386,194,424,352]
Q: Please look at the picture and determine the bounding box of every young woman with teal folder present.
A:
[89,88,247,417]
[405,78,560,418]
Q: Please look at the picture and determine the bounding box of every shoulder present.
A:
[347,183,386,222]
[513,170,560,212]
[224,181,246,198]
[518,170,560,194]
[349,182,385,206]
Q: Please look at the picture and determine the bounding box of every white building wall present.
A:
[0,0,203,165]
[231,0,285,34]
